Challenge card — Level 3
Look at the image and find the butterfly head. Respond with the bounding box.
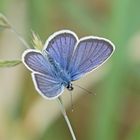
[66,83,74,91]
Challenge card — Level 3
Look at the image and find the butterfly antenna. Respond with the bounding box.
[73,84,96,96]
[70,91,74,112]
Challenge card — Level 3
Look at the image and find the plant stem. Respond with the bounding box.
[57,97,77,140]
[1,13,30,49]
[10,26,30,49]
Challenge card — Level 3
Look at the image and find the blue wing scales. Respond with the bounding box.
[22,50,54,76]
[45,30,78,71]
[69,38,115,80]
[22,49,64,99]
[32,73,64,99]
[45,31,114,81]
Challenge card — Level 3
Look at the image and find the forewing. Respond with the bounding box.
[32,73,64,99]
[69,37,115,80]
[44,30,78,70]
[22,49,53,75]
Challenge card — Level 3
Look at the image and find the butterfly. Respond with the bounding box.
[22,30,115,100]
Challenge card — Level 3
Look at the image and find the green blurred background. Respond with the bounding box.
[0,0,140,140]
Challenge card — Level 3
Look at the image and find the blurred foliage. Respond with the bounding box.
[0,60,21,67]
[90,0,140,140]
[0,13,11,29]
[31,31,43,50]
[0,0,140,140]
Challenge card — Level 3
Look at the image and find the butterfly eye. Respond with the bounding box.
[66,83,74,91]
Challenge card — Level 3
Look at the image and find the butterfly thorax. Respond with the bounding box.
[55,68,73,90]
[47,53,73,90]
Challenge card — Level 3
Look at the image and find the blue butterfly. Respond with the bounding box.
[22,30,115,100]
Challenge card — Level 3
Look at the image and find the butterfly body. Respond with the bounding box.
[43,51,72,89]
[22,30,115,100]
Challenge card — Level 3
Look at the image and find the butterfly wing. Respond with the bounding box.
[32,73,64,99]
[44,30,78,71]
[22,49,64,99]
[22,49,54,75]
[69,37,115,80]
